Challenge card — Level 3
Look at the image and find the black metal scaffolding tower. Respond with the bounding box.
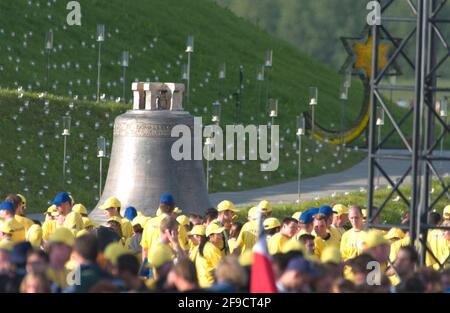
[367,0,450,267]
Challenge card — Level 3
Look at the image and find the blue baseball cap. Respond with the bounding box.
[0,201,15,213]
[309,207,319,216]
[52,192,71,206]
[299,210,313,224]
[160,193,175,206]
[124,206,137,221]
[287,257,321,278]
[319,205,336,217]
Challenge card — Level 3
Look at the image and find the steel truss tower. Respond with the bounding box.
[368,0,450,267]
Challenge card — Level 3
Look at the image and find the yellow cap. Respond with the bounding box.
[26,224,42,248]
[49,227,75,246]
[206,223,225,237]
[361,209,367,218]
[17,194,26,204]
[131,215,148,227]
[76,229,90,238]
[46,205,57,214]
[0,239,13,251]
[104,242,131,265]
[263,217,281,230]
[173,207,183,215]
[363,230,388,249]
[321,246,342,264]
[176,215,190,226]
[72,203,87,215]
[257,200,272,213]
[99,197,121,210]
[281,240,306,254]
[0,222,13,234]
[292,211,302,220]
[148,244,174,268]
[248,206,258,219]
[239,250,253,267]
[332,204,348,216]
[82,217,97,229]
[384,227,405,240]
[188,225,206,236]
[444,205,450,220]
[107,216,121,224]
[217,200,238,212]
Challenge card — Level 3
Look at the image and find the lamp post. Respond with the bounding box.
[45,30,53,93]
[339,82,349,146]
[212,101,221,125]
[309,87,318,132]
[269,98,278,129]
[257,64,265,124]
[97,136,107,198]
[296,115,306,203]
[376,108,385,187]
[264,49,273,113]
[205,136,215,192]
[185,35,194,108]
[62,116,71,188]
[96,24,105,103]
[121,51,129,103]
[218,63,226,101]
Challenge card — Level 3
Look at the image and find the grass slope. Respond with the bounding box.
[0,0,372,213]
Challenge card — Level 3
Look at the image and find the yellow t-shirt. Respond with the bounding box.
[235,220,258,255]
[195,241,225,288]
[120,218,133,239]
[340,228,366,261]
[189,245,200,263]
[268,232,290,255]
[228,238,238,254]
[3,218,26,243]
[330,224,346,238]
[42,219,56,241]
[15,215,34,233]
[314,232,341,259]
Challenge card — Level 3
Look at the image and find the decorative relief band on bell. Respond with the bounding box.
[113,121,193,137]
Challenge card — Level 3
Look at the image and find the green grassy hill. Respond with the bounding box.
[0,0,370,213]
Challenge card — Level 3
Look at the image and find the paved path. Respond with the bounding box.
[209,149,450,207]
[29,149,449,222]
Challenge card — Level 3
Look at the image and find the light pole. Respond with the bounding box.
[205,136,215,192]
[269,98,278,129]
[121,51,129,103]
[376,108,384,187]
[296,115,306,203]
[309,87,318,132]
[45,30,53,93]
[339,82,349,146]
[264,49,273,113]
[256,64,265,124]
[96,24,105,103]
[185,35,194,108]
[62,116,71,189]
[97,136,107,198]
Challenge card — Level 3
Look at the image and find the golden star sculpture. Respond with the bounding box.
[353,35,391,78]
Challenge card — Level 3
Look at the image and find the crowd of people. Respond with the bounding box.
[0,191,448,293]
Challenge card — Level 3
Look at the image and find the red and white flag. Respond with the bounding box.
[250,209,278,293]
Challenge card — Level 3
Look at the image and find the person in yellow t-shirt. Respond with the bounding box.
[429,220,449,270]
[317,205,343,242]
[294,209,316,239]
[268,217,298,255]
[313,214,340,259]
[6,193,34,233]
[0,201,26,243]
[98,197,133,239]
[51,192,83,236]
[141,193,188,261]
[187,225,206,263]
[331,204,349,237]
[46,228,75,290]
[340,205,366,261]
[228,222,242,254]
[263,217,281,242]
[195,223,226,288]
